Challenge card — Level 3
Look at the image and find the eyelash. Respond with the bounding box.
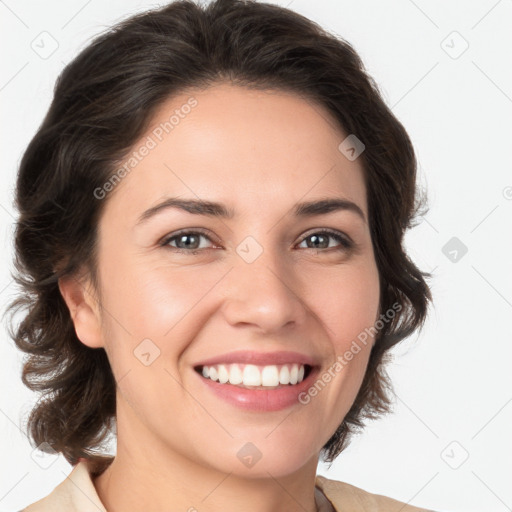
[159,228,354,255]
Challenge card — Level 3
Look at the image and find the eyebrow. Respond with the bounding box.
[135,196,366,226]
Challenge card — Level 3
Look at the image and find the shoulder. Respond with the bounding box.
[19,477,75,512]
[315,474,437,512]
[19,460,107,512]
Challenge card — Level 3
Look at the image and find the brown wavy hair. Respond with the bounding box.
[5,0,432,475]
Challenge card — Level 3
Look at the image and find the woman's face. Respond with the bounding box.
[72,83,380,478]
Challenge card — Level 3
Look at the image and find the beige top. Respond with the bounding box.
[20,460,435,512]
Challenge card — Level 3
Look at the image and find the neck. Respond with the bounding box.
[93,404,321,512]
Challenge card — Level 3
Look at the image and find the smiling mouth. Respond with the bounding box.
[194,363,313,389]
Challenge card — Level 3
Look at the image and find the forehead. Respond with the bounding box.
[103,83,367,222]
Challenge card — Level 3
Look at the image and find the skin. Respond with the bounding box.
[59,82,381,512]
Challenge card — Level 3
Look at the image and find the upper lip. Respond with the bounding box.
[193,350,320,368]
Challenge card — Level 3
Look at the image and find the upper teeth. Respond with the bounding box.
[201,363,306,386]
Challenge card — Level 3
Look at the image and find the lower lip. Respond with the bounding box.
[195,366,319,411]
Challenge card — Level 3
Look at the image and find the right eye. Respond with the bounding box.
[160,229,218,255]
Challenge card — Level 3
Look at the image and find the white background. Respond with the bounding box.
[1,1,511,511]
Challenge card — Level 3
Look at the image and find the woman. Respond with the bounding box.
[8,0,436,510]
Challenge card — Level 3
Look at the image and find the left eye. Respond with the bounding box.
[297,230,353,250]
[161,229,352,254]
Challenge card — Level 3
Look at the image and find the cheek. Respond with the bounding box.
[97,256,229,376]
[302,258,379,415]
[100,254,216,336]
[95,261,212,424]
[309,258,380,351]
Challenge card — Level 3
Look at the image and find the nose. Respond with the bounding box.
[220,243,309,333]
